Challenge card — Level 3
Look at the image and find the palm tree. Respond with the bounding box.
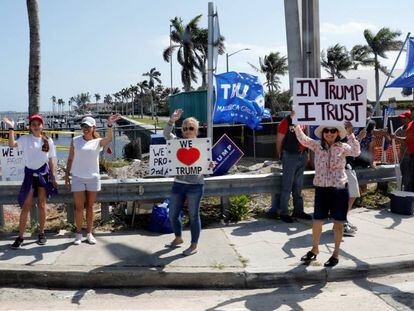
[103,94,112,112]
[250,52,288,113]
[27,0,41,116]
[250,52,288,94]
[120,88,130,115]
[193,28,225,89]
[68,96,75,114]
[129,85,139,117]
[352,27,403,111]
[143,68,162,119]
[51,96,56,115]
[57,98,65,115]
[137,80,149,118]
[163,15,201,92]
[321,44,353,78]
[94,93,101,113]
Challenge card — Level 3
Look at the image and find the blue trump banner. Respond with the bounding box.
[212,134,244,176]
[213,72,270,129]
[387,37,414,88]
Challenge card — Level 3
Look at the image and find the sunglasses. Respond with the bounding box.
[182,126,195,132]
[81,124,92,129]
[322,128,338,134]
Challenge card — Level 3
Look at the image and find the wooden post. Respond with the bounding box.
[0,204,4,228]
[30,203,39,227]
[101,203,110,223]
[220,196,230,219]
[66,203,75,225]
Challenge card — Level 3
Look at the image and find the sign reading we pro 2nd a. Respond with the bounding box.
[292,78,367,127]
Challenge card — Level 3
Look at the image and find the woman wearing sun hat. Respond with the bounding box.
[291,112,361,267]
[65,114,120,245]
[3,114,58,249]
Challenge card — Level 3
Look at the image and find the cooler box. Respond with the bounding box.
[390,191,414,215]
[150,134,166,145]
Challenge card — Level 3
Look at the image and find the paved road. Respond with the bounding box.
[1,207,414,288]
[1,272,414,310]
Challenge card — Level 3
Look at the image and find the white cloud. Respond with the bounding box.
[149,35,171,48]
[321,21,377,35]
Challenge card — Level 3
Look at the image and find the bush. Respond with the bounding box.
[227,194,251,221]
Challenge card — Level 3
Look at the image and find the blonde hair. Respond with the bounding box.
[183,117,200,135]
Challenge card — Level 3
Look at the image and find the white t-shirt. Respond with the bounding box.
[71,136,103,179]
[16,134,56,170]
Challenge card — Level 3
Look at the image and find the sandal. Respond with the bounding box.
[324,256,339,267]
[300,251,317,262]
[165,239,183,249]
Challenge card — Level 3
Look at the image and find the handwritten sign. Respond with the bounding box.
[212,134,244,176]
[149,144,168,176]
[0,147,24,181]
[167,138,212,176]
[292,78,367,127]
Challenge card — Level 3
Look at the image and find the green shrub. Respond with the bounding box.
[228,194,251,221]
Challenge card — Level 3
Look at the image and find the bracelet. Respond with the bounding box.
[107,124,113,128]
[8,128,14,131]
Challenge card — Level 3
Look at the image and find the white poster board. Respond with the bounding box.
[149,144,168,176]
[167,138,212,176]
[0,147,24,181]
[292,78,367,127]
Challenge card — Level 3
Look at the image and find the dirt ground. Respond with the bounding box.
[1,158,391,234]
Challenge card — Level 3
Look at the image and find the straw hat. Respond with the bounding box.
[314,124,347,140]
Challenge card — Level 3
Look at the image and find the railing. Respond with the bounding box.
[0,165,397,228]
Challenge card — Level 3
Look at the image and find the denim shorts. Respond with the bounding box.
[314,185,349,222]
[71,175,101,192]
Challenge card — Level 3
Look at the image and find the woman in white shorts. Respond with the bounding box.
[65,114,120,245]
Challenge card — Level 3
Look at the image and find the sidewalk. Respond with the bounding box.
[1,207,414,288]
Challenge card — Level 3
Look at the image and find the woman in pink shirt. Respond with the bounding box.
[292,114,360,267]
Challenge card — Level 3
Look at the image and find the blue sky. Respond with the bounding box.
[0,0,412,112]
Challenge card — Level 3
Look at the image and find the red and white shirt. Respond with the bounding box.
[294,126,361,188]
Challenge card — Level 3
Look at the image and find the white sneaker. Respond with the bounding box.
[73,233,82,245]
[86,233,97,244]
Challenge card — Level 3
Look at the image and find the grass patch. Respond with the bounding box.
[131,117,166,127]
[101,159,131,169]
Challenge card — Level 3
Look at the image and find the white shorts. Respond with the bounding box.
[346,169,360,198]
[71,175,101,192]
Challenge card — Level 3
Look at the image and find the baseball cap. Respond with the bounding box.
[399,111,411,119]
[81,116,96,127]
[28,114,44,124]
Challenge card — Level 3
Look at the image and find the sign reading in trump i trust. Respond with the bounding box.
[292,78,367,127]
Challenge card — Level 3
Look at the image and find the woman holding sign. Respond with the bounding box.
[291,112,360,267]
[65,114,120,245]
[3,115,58,249]
[163,109,214,256]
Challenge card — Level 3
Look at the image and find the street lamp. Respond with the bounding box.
[226,48,250,72]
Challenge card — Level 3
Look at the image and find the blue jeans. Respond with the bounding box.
[169,182,204,244]
[276,150,307,216]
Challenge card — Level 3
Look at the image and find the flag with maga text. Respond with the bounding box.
[213,72,270,129]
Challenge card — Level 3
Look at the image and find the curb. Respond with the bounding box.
[2,259,414,289]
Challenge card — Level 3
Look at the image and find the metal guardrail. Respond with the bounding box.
[0,165,397,227]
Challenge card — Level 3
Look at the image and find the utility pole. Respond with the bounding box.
[207,2,214,138]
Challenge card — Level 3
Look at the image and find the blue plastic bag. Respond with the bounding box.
[148,200,176,234]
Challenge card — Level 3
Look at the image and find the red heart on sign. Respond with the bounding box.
[176,148,200,166]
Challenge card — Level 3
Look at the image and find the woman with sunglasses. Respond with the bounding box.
[163,109,214,256]
[65,114,120,245]
[3,114,58,249]
[291,112,360,267]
